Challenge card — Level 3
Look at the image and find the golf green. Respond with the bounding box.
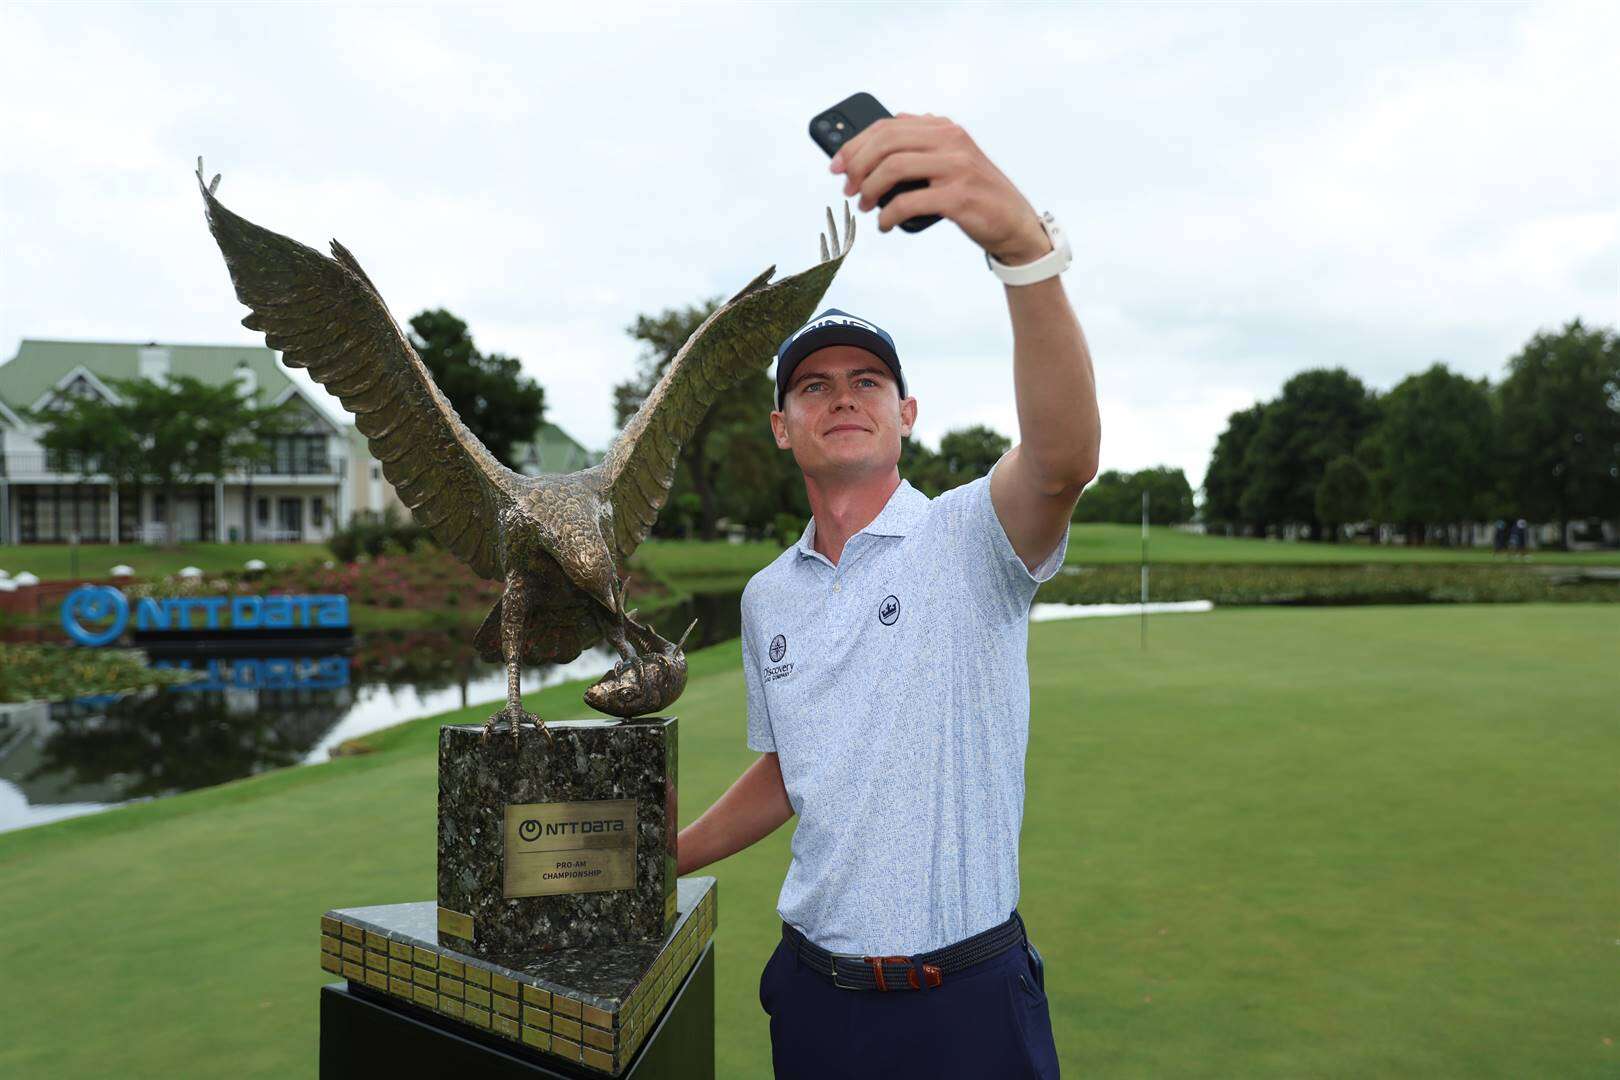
[0,605,1612,1078]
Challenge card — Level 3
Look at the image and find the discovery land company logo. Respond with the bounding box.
[61,584,349,647]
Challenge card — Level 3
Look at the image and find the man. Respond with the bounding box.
[675,113,1098,1079]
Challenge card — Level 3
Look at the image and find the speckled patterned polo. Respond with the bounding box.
[740,465,1067,955]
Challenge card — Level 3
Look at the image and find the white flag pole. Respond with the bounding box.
[1140,491,1149,650]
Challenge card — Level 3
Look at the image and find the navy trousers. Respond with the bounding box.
[759,918,1061,1079]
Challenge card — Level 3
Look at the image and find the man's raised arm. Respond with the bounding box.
[831,113,1100,568]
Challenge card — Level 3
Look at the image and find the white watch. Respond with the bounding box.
[985,210,1072,286]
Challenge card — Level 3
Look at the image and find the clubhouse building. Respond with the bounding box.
[0,339,592,545]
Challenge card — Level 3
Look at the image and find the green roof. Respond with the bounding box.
[0,339,295,414]
[512,421,595,476]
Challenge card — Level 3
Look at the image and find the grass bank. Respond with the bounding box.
[1040,562,1620,606]
[634,527,1620,592]
[0,541,332,580]
[1062,524,1620,565]
[1,605,1613,1078]
[7,528,1614,598]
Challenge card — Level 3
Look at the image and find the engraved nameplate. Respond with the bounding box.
[503,799,637,898]
[438,906,474,941]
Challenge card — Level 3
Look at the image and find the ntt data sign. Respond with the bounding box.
[61,585,350,647]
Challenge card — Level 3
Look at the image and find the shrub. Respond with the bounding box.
[328,506,432,563]
[772,513,806,548]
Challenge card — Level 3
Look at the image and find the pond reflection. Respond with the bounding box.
[0,589,742,833]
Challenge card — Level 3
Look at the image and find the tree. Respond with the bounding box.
[1498,320,1620,543]
[899,425,1012,496]
[1202,404,1268,534]
[936,425,1012,491]
[30,374,297,545]
[614,299,804,539]
[898,437,943,496]
[1368,364,1495,544]
[407,309,546,468]
[1239,369,1381,540]
[1072,467,1195,525]
[1314,455,1372,541]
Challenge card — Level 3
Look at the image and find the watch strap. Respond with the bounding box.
[985,211,1072,286]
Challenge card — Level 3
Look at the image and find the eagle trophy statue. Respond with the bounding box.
[196,159,854,745]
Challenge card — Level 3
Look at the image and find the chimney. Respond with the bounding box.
[138,345,171,385]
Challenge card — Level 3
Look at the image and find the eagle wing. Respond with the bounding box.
[196,161,513,580]
[601,204,856,565]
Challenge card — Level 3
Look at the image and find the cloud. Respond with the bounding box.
[2,2,1614,497]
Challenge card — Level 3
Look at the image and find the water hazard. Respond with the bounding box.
[0,590,741,833]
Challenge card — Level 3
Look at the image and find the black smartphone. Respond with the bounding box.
[809,92,942,234]
[1026,938,1045,992]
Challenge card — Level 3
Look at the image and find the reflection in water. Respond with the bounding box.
[658,589,744,651]
[302,646,614,764]
[0,589,743,833]
[152,655,351,692]
[27,680,345,800]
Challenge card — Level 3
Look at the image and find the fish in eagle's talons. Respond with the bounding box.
[196,157,854,750]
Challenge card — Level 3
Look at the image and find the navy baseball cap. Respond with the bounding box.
[774,308,904,409]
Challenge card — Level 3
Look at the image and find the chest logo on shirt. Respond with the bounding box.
[878,595,901,626]
[764,633,794,682]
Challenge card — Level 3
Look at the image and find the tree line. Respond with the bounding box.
[1203,320,1619,545]
[611,300,1195,540]
[32,301,1208,546]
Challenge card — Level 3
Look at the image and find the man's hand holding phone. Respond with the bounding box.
[830,112,1053,266]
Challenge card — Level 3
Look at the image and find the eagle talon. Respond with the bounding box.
[482,704,547,749]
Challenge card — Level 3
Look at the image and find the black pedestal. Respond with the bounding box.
[320,940,714,1079]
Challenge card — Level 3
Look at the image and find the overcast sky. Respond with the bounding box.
[2,2,1614,490]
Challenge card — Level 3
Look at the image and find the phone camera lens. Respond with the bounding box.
[815,118,832,133]
[828,130,843,144]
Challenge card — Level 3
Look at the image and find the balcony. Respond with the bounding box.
[0,451,110,480]
[0,450,337,480]
[250,457,335,477]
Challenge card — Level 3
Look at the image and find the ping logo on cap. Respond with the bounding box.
[787,312,883,345]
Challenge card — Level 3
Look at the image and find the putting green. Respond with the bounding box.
[0,605,1612,1078]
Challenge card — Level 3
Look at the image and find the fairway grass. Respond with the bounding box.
[1,606,1613,1078]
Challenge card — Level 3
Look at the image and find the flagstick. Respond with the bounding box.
[1140,491,1149,651]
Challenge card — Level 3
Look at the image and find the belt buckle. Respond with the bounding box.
[830,954,869,991]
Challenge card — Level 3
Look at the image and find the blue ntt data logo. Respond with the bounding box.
[61,585,350,646]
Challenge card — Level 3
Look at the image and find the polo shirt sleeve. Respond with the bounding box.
[944,460,1069,624]
[741,589,776,753]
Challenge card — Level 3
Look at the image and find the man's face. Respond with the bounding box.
[770,344,917,481]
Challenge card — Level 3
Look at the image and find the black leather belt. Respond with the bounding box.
[781,910,1027,992]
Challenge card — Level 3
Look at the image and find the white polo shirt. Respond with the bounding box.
[741,465,1067,955]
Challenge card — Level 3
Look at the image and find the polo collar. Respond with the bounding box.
[796,479,927,560]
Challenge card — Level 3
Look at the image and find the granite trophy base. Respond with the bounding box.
[320,876,716,1077]
[437,717,677,959]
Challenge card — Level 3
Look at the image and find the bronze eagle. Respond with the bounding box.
[196,159,854,743]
